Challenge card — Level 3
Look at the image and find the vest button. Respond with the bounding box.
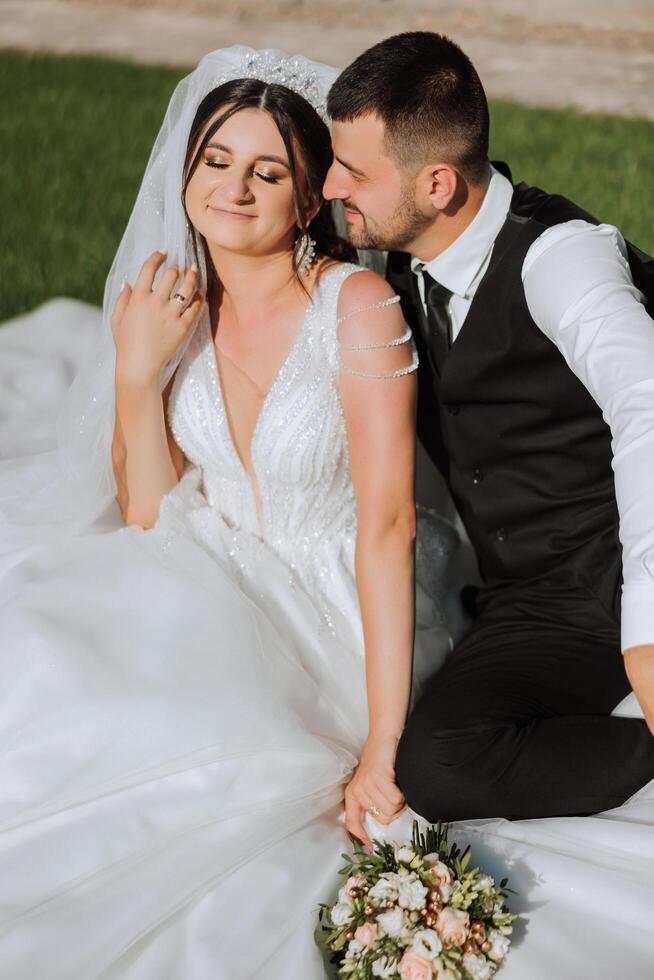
[495,527,508,542]
[446,404,460,416]
[472,467,483,485]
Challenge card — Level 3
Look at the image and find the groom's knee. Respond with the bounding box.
[395,719,508,822]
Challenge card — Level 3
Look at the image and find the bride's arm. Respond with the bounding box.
[111,252,203,528]
[337,269,419,850]
[112,376,185,528]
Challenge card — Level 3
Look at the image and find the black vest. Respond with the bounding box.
[387,168,653,610]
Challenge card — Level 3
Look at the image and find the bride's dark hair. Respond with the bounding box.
[182,78,356,294]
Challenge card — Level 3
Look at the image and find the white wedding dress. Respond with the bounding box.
[0,263,453,979]
[1,264,654,979]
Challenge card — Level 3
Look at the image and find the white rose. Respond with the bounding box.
[338,886,351,905]
[394,844,416,864]
[346,938,364,959]
[487,929,511,962]
[369,876,399,903]
[439,882,453,902]
[331,902,354,926]
[377,906,406,937]
[411,928,443,960]
[371,955,399,978]
[462,952,495,980]
[397,875,428,910]
[476,875,495,893]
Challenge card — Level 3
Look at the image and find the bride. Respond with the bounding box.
[0,46,452,978]
[1,44,654,980]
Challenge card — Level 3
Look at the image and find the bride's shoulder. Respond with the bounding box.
[314,260,397,319]
[338,268,396,314]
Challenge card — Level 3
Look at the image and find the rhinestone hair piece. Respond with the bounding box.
[211,51,329,122]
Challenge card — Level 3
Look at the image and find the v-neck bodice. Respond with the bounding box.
[167,263,364,563]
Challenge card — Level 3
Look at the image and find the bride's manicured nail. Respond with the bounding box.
[190,262,198,272]
[119,276,127,293]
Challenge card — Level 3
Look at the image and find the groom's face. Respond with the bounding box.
[324,114,432,251]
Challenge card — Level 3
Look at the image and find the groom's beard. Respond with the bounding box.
[344,184,433,251]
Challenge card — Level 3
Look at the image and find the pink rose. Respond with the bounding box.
[426,860,452,888]
[436,907,470,946]
[398,949,433,980]
[355,922,381,947]
[345,874,367,896]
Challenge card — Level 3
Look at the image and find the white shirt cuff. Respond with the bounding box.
[621,581,654,652]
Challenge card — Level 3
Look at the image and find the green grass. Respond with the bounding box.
[1,49,652,321]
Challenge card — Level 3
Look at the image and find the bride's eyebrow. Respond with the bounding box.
[205,142,290,169]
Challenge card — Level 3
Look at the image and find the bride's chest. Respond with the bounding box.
[167,308,347,487]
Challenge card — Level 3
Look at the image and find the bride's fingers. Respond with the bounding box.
[366,776,404,815]
[179,291,205,330]
[110,280,132,336]
[168,265,199,311]
[154,263,181,301]
[133,250,167,295]
[363,796,405,826]
[345,795,373,852]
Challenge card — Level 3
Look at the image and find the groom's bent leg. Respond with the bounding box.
[395,582,654,821]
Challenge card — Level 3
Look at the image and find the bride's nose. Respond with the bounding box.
[222,170,254,204]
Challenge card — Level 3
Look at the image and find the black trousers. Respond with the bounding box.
[395,573,654,821]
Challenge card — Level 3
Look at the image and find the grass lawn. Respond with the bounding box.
[1,49,652,321]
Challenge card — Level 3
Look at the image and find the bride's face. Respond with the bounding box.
[185,107,301,258]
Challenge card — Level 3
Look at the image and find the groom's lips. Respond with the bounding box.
[343,206,362,220]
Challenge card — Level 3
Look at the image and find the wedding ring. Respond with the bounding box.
[369,804,381,817]
[172,292,186,306]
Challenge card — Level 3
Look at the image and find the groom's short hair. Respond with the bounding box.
[327,32,489,186]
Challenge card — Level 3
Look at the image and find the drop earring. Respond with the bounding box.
[295,231,316,277]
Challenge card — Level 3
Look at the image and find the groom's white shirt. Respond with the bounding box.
[411,166,654,653]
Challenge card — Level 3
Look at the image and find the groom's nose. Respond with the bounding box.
[322,163,348,202]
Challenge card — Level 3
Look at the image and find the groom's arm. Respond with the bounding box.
[522,220,654,733]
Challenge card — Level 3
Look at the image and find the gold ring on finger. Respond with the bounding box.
[368,804,381,817]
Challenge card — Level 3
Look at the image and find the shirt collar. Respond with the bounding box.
[410,165,514,299]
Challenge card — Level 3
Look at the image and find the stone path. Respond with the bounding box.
[1,0,653,119]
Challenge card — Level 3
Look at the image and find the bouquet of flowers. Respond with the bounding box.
[318,821,517,979]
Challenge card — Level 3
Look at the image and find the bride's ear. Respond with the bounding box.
[300,192,322,227]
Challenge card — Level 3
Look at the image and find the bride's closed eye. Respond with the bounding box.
[203,159,281,184]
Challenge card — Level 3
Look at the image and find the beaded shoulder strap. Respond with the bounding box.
[336,294,419,379]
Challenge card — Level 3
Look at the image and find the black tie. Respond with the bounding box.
[421,270,453,373]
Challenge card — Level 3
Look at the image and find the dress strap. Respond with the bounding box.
[336,289,418,380]
[335,294,401,326]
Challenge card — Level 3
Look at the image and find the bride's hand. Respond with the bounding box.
[344,731,407,852]
[111,251,205,387]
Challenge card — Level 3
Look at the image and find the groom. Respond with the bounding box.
[323,31,654,821]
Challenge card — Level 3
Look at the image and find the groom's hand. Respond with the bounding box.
[624,644,654,735]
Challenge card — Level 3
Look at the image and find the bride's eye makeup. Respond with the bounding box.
[254,171,281,184]
[202,156,283,185]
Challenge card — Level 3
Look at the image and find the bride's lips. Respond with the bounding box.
[208,206,256,220]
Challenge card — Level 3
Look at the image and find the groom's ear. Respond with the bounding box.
[417,162,459,214]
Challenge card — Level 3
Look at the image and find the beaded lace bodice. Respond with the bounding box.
[167,263,418,573]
